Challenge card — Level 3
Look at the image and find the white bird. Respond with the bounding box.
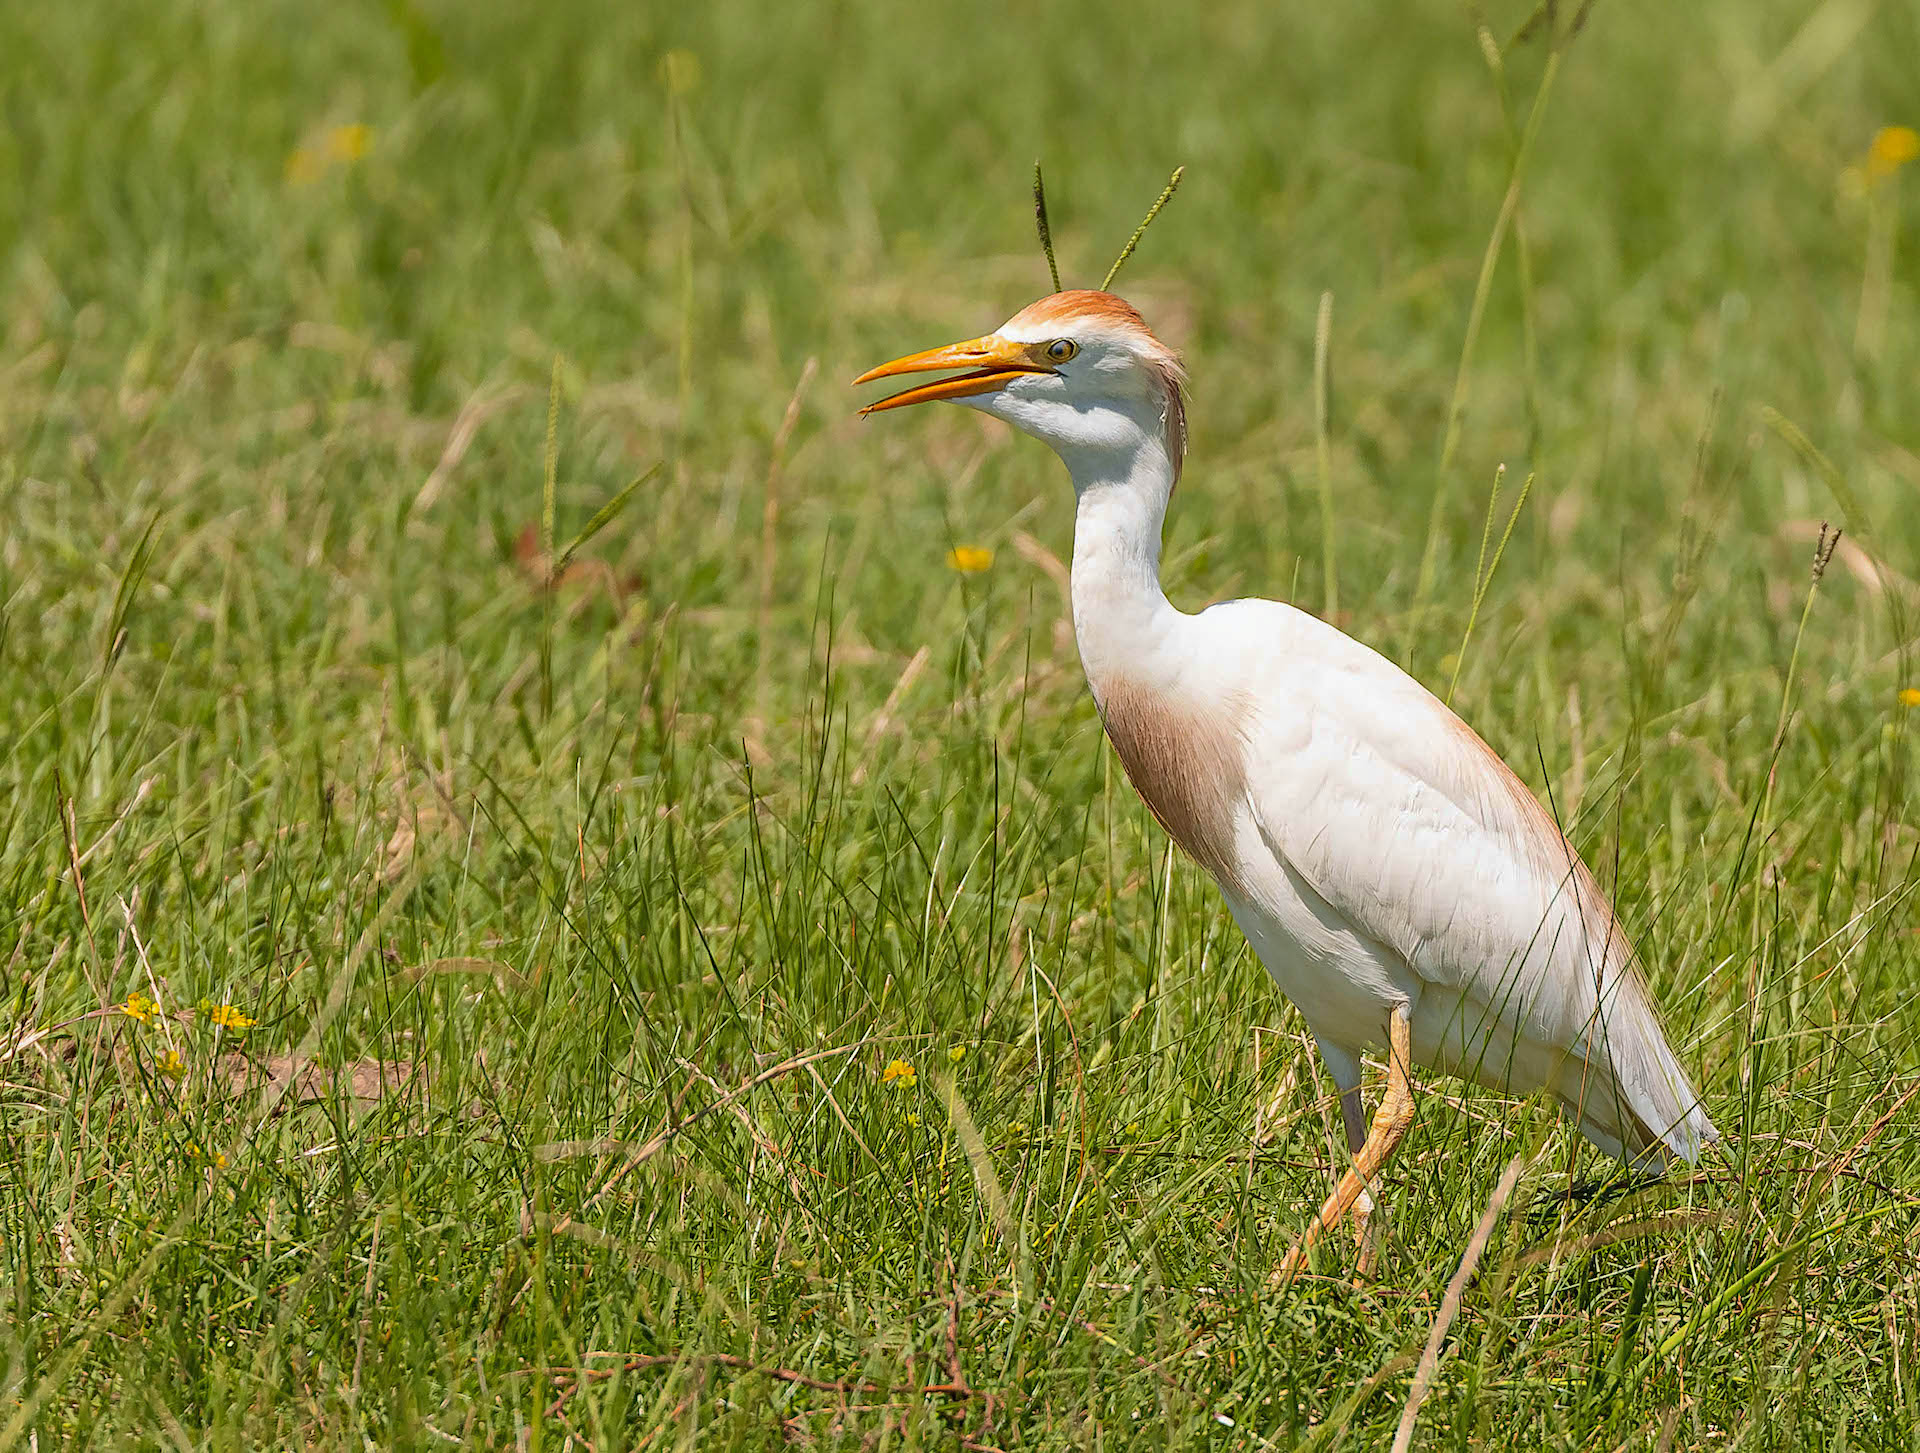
[856,288,1717,1277]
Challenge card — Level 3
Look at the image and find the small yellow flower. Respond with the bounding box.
[207,1004,256,1031]
[121,992,156,1024]
[904,1111,921,1127]
[285,147,325,185]
[947,1045,967,1064]
[159,1049,187,1080]
[186,1145,228,1169]
[325,123,374,163]
[660,50,702,96]
[1868,125,1920,181]
[946,546,994,574]
[881,1058,917,1088]
[287,124,373,185]
[1900,687,1920,708]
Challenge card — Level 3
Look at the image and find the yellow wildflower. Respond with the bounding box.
[187,1145,228,1169]
[905,1111,921,1127]
[286,123,373,185]
[1900,687,1920,708]
[660,50,702,96]
[1868,126,1920,182]
[947,1045,967,1064]
[121,992,156,1024]
[325,124,373,163]
[285,147,325,185]
[207,1004,256,1031]
[159,1049,187,1080]
[946,546,993,574]
[881,1058,917,1088]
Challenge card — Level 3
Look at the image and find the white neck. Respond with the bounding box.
[1060,411,1183,698]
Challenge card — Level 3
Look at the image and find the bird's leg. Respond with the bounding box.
[1336,1083,1372,1243]
[1352,1181,1387,1281]
[1337,1084,1387,1277]
[1275,1005,1415,1286]
[1337,1085,1369,1158]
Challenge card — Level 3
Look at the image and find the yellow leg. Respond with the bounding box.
[1275,1005,1414,1286]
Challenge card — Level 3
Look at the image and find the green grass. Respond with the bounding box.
[4,0,1920,1446]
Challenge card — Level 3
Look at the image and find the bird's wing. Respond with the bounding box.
[1218,601,1712,1159]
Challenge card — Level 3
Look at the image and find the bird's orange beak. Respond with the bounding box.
[853,335,1052,414]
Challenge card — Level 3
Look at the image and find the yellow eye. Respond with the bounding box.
[1045,338,1078,363]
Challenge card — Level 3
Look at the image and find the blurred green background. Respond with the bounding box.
[4,1,1918,1447]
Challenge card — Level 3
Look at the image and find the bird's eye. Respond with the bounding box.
[1045,339,1078,363]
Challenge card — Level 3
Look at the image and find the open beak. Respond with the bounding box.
[853,335,1052,414]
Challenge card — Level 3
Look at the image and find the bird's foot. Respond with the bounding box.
[1274,1184,1388,1289]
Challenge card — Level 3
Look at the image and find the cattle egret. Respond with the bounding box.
[855,288,1717,1279]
